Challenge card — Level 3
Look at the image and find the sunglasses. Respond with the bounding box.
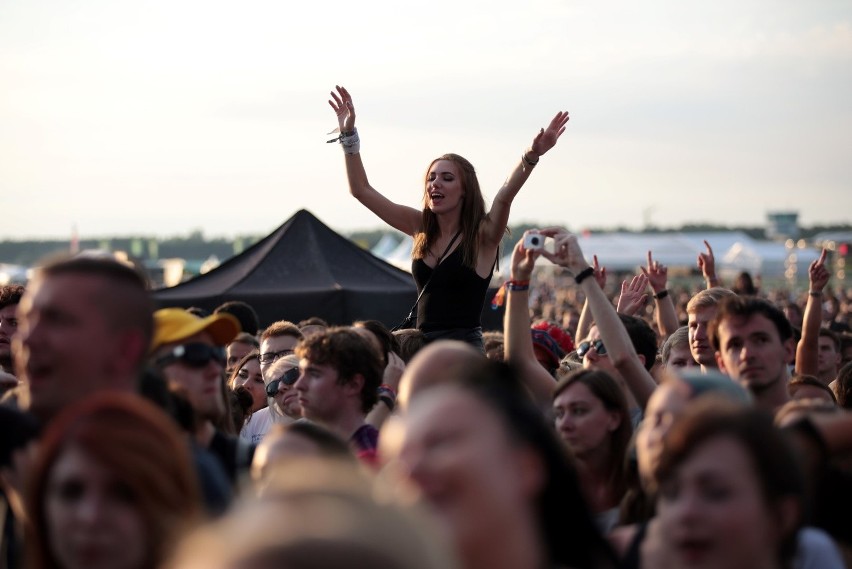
[259,349,294,364]
[156,343,226,368]
[265,367,301,397]
[576,339,607,358]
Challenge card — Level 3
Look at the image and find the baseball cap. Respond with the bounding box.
[151,308,241,352]
[531,329,567,369]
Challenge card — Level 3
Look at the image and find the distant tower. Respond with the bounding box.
[766,211,799,241]
[70,224,80,254]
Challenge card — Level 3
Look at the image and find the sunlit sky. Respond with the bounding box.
[2,0,850,240]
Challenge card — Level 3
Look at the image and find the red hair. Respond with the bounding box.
[26,392,202,569]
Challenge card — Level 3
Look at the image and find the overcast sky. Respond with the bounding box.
[1,0,850,240]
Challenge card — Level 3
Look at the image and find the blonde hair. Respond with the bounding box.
[686,287,737,314]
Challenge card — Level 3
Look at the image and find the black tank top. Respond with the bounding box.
[411,247,493,333]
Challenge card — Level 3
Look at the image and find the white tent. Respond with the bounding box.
[377,229,820,281]
[496,231,754,278]
[385,235,413,272]
[0,263,28,285]
[721,242,820,278]
[370,233,400,259]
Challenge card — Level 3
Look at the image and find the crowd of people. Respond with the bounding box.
[0,86,851,569]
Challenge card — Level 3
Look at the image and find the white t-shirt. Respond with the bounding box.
[240,406,274,444]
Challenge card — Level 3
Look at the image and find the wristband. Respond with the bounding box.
[522,151,539,167]
[490,279,530,310]
[340,129,360,155]
[377,384,396,411]
[808,290,822,296]
[654,289,669,300]
[574,267,595,285]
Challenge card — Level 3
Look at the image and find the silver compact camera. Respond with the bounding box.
[523,232,544,250]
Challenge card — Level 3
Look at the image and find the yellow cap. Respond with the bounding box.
[151,308,241,352]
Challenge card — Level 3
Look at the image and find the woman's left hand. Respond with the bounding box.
[530,111,570,156]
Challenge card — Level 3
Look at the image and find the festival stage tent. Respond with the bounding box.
[152,210,418,328]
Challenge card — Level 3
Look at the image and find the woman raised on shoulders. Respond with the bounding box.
[328,85,568,349]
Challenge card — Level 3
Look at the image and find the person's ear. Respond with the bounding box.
[345,373,365,397]
[782,338,795,365]
[715,350,727,373]
[607,410,622,433]
[637,354,646,368]
[112,329,148,381]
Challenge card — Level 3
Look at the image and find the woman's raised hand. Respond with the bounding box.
[328,85,356,133]
[530,111,570,156]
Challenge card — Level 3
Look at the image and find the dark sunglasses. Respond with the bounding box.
[156,343,226,368]
[576,339,607,358]
[265,367,301,397]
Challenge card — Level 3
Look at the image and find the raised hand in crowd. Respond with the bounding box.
[529,112,571,157]
[576,254,607,342]
[697,239,720,288]
[503,232,559,407]
[810,248,831,294]
[328,85,356,135]
[641,250,679,338]
[796,248,830,378]
[616,273,649,316]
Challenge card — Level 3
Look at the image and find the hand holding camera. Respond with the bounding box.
[523,231,545,250]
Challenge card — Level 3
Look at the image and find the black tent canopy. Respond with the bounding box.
[152,209,417,328]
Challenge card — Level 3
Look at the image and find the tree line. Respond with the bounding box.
[1,223,849,268]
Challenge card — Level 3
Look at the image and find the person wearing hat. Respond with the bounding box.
[150,307,252,483]
[531,322,573,377]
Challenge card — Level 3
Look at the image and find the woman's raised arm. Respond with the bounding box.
[329,85,421,236]
[481,111,569,247]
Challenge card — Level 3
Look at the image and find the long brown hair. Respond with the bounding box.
[26,392,202,569]
[553,369,633,502]
[412,153,486,270]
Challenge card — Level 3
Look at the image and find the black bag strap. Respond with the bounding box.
[400,229,463,324]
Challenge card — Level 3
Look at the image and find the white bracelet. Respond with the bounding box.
[340,129,360,155]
